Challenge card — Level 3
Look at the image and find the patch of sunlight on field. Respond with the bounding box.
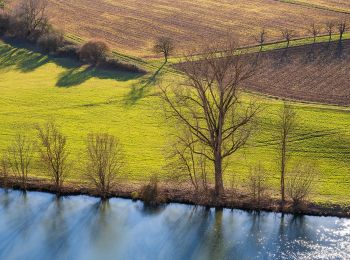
[0,41,349,204]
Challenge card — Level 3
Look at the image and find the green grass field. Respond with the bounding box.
[0,41,349,204]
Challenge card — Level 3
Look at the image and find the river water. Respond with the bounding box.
[0,189,349,260]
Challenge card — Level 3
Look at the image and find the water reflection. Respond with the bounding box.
[0,189,349,260]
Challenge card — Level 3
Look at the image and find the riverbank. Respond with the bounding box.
[1,177,349,219]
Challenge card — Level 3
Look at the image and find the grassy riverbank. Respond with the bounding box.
[0,40,349,205]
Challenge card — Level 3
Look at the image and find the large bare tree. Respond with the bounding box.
[36,121,70,193]
[161,40,259,196]
[277,102,296,204]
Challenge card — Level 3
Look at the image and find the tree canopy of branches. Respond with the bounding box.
[153,36,174,63]
[326,21,335,43]
[16,0,49,39]
[37,121,70,193]
[308,23,321,44]
[161,40,259,196]
[277,102,296,204]
[281,29,295,48]
[287,162,318,205]
[338,20,347,43]
[255,29,266,52]
[85,133,124,199]
[7,133,34,190]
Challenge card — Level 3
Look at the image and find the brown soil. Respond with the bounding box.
[10,0,348,57]
[245,41,350,106]
[1,177,349,218]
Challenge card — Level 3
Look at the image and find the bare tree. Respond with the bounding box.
[277,102,296,204]
[308,23,321,44]
[153,36,175,63]
[85,133,124,199]
[326,21,335,44]
[7,133,34,190]
[255,29,266,52]
[286,162,318,205]
[281,29,295,48]
[161,39,259,196]
[16,0,49,38]
[167,128,209,192]
[0,153,10,188]
[338,20,347,43]
[247,163,268,204]
[36,121,70,193]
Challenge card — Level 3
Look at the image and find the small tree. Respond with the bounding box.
[326,21,335,44]
[16,0,49,39]
[36,121,70,193]
[247,163,268,204]
[37,29,64,53]
[167,128,209,192]
[0,153,10,188]
[255,29,266,52]
[287,162,318,205]
[277,102,296,204]
[153,36,174,63]
[85,133,124,199]
[281,29,295,48]
[7,133,34,190]
[308,23,321,44]
[79,40,109,64]
[338,20,347,43]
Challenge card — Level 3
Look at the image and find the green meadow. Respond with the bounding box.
[0,41,349,204]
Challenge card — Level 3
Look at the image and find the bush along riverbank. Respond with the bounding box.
[0,176,349,219]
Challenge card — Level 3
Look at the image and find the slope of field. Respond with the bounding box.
[245,41,350,106]
[0,41,349,204]
[17,0,346,57]
[278,0,350,13]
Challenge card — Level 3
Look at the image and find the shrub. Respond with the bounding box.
[56,44,80,59]
[286,162,318,205]
[131,191,139,201]
[98,57,146,74]
[79,40,109,64]
[140,175,159,205]
[247,164,268,204]
[37,30,64,53]
[0,12,10,35]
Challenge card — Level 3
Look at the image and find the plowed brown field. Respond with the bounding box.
[245,41,350,105]
[27,0,348,57]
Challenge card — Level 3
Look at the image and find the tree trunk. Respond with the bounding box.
[214,152,224,197]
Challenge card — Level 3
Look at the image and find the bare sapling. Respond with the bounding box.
[37,121,70,193]
[286,162,318,205]
[7,133,34,190]
[85,133,124,199]
[277,102,296,205]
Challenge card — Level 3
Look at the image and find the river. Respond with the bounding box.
[0,189,349,260]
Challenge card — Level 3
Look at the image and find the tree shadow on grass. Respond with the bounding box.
[0,43,50,73]
[56,65,143,87]
[124,62,166,105]
[0,38,144,86]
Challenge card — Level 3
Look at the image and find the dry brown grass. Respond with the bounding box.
[9,0,347,58]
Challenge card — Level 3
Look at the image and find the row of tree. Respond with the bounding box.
[0,121,124,199]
